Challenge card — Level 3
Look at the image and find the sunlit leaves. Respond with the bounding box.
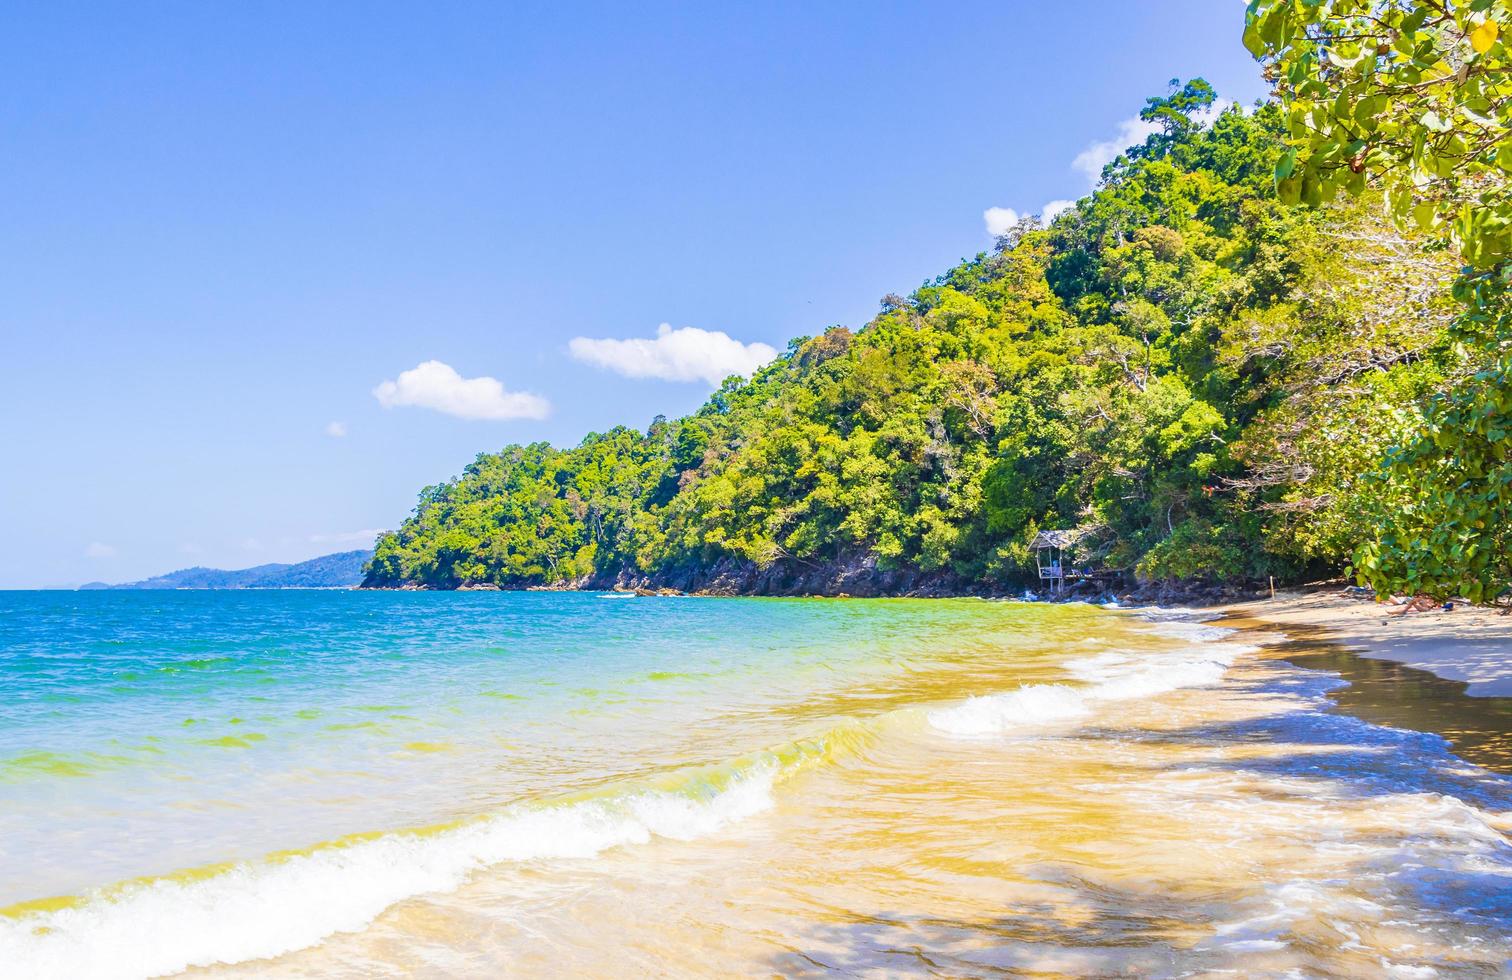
[1472,18,1499,56]
[1246,1,1512,602]
[1246,0,1512,268]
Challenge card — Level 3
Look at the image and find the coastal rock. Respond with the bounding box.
[368,554,1265,604]
[584,551,1006,599]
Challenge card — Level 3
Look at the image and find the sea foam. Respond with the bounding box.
[927,684,1092,735]
[929,612,1246,736]
[0,746,813,980]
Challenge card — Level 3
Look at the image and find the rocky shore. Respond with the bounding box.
[365,552,1267,605]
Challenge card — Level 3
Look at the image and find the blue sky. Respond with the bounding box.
[0,1,1267,588]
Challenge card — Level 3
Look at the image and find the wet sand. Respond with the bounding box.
[1225,591,1512,696]
[1222,591,1512,773]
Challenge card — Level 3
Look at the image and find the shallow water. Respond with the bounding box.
[1265,624,1512,774]
[2,592,1510,978]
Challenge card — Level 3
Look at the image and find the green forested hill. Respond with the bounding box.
[364,82,1459,594]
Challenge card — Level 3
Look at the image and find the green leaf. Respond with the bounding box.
[1275,147,1298,181]
[1276,173,1303,206]
[1354,94,1387,128]
[1258,6,1286,47]
[1300,169,1323,207]
[1242,20,1266,58]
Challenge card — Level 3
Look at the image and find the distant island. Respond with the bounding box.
[81,550,373,590]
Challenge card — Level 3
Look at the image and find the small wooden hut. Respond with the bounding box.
[1031,528,1090,595]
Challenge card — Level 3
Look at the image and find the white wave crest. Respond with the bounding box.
[931,612,1248,737]
[928,684,1091,736]
[1144,620,1234,644]
[1066,644,1246,701]
[0,765,781,980]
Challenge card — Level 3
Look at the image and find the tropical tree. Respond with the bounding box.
[1245,0,1512,602]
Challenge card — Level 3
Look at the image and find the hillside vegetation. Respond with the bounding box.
[365,82,1462,594]
[1243,0,1511,604]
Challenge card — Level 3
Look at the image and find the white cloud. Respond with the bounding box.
[1041,199,1076,223]
[568,324,779,386]
[373,360,550,421]
[242,537,264,551]
[1072,116,1162,186]
[84,542,116,559]
[984,201,1076,238]
[309,529,387,545]
[984,98,1236,240]
[1071,100,1235,188]
[1194,99,1236,127]
[178,543,202,555]
[325,421,348,438]
[983,206,1022,237]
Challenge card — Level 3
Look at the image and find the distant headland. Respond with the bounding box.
[79,549,373,590]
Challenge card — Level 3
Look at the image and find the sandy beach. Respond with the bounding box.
[1225,590,1512,697]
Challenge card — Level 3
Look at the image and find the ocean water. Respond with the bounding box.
[2,591,1510,978]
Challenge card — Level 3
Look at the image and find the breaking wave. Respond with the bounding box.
[0,723,874,980]
[929,611,1248,736]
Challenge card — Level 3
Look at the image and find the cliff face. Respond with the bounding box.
[365,553,1264,604]
[586,552,991,598]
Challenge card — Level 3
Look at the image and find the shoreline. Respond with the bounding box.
[361,575,1264,605]
[9,588,1512,974]
[1221,589,1512,698]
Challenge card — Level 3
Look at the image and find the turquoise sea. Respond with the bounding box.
[3,591,1511,977]
[1,592,1034,895]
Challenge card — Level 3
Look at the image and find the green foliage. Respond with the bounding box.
[1247,0,1512,602]
[1223,197,1459,568]
[366,430,671,588]
[367,81,1463,593]
[1135,520,1249,583]
[1245,0,1512,267]
[1354,273,1512,603]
